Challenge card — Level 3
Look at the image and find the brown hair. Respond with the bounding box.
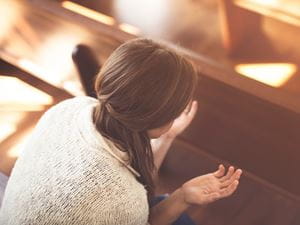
[93,38,198,199]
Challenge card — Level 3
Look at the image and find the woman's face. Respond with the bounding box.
[147,121,174,139]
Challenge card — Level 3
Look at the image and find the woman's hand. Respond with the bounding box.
[181,165,242,206]
[149,165,242,225]
[163,100,198,139]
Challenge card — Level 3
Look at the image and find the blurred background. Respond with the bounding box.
[0,0,300,223]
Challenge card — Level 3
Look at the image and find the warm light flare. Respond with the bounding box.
[62,1,141,35]
[0,76,53,109]
[62,1,115,25]
[18,32,83,93]
[0,1,20,40]
[234,0,300,26]
[235,63,297,87]
[0,124,16,143]
[250,0,278,5]
[118,23,141,35]
[7,129,33,158]
[18,59,51,81]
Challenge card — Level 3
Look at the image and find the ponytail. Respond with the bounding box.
[93,102,155,199]
[92,38,198,202]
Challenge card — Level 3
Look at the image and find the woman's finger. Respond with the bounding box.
[219,180,239,198]
[185,101,198,122]
[184,101,191,113]
[188,101,198,115]
[220,169,242,188]
[214,164,225,178]
[220,166,235,182]
[180,101,198,126]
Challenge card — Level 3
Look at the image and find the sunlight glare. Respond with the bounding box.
[0,124,16,143]
[7,129,33,158]
[235,63,297,87]
[0,76,53,109]
[119,23,141,35]
[62,1,115,26]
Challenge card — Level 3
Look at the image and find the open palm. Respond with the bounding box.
[182,165,242,205]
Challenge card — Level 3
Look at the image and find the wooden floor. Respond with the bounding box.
[1,0,300,224]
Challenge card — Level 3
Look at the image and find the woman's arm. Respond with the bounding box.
[149,165,242,225]
[151,135,174,171]
[151,101,198,171]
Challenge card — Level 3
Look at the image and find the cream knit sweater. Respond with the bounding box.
[0,97,149,225]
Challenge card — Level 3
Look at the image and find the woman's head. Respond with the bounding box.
[93,38,198,198]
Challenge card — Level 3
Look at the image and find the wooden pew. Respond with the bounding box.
[218,0,300,54]
[1,0,300,223]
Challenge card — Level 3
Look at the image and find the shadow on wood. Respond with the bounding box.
[72,44,101,98]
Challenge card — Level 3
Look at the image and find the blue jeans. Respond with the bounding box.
[151,194,196,225]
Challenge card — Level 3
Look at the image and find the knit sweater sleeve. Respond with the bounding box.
[0,148,149,225]
[64,152,150,225]
[50,153,150,225]
[0,96,150,225]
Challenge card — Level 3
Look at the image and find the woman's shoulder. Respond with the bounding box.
[47,96,98,114]
[29,96,98,137]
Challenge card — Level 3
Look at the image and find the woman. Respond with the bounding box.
[0,38,242,225]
